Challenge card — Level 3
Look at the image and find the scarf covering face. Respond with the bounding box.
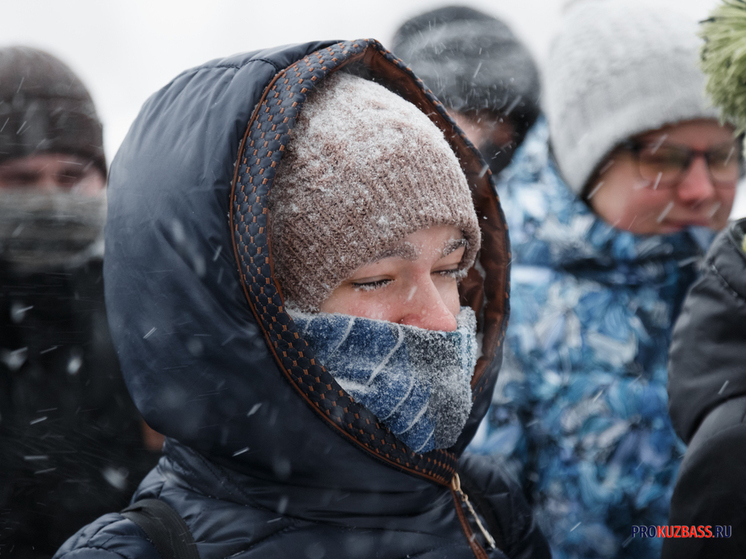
[289,307,478,453]
[0,188,106,272]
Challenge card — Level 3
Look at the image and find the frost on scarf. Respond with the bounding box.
[289,307,478,453]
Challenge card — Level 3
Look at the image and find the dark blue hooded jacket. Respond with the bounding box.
[53,39,549,559]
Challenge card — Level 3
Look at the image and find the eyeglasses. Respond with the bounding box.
[618,139,742,189]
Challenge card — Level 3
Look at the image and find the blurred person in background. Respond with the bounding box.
[468,1,739,558]
[663,2,746,557]
[0,46,161,559]
[391,5,541,177]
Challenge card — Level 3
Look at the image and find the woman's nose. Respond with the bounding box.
[397,278,458,332]
[676,155,717,206]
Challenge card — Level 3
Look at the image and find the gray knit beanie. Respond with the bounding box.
[269,72,481,312]
[391,6,540,136]
[546,0,720,195]
[0,46,106,177]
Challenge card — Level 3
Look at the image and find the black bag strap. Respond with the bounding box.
[121,499,199,559]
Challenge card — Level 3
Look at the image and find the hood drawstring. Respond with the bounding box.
[451,473,497,550]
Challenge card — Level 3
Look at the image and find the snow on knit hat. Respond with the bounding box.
[546,0,720,195]
[0,46,106,177]
[391,6,540,133]
[269,72,481,312]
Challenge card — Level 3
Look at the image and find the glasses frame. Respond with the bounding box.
[617,138,743,190]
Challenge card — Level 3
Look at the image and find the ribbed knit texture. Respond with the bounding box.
[269,72,480,311]
[545,0,719,195]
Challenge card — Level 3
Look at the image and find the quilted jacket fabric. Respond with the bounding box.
[53,40,549,559]
[469,119,712,559]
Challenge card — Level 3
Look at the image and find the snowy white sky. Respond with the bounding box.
[5,0,744,215]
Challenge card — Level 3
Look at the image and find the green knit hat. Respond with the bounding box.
[701,0,746,133]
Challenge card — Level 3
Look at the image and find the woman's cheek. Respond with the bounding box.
[346,294,394,322]
[619,190,672,231]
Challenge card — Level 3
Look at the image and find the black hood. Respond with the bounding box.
[105,40,509,490]
[668,218,746,444]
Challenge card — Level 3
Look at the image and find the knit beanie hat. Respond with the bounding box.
[700,0,746,134]
[391,6,540,136]
[269,72,481,312]
[0,46,106,177]
[545,0,720,195]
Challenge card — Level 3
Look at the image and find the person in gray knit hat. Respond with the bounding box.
[469,1,740,558]
[391,6,540,176]
[545,0,738,233]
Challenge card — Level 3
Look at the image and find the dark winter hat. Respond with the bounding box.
[391,6,540,132]
[0,46,106,177]
[269,72,481,312]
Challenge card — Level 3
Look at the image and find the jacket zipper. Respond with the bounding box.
[451,473,497,557]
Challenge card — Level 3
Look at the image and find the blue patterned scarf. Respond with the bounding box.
[289,308,478,453]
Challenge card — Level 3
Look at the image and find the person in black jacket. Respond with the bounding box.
[663,218,746,558]
[0,46,160,558]
[54,40,550,559]
[662,3,746,556]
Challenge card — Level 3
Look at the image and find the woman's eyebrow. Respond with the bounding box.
[374,237,466,262]
[443,238,467,257]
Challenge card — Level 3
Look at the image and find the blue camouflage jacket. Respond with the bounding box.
[470,119,712,559]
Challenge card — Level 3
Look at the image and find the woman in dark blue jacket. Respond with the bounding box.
[53,40,549,559]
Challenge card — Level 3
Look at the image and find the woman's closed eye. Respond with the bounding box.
[351,277,393,291]
[435,267,467,281]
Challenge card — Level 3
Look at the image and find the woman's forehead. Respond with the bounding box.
[375,228,466,262]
